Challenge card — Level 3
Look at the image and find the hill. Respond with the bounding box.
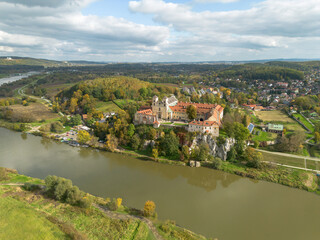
[0,57,69,67]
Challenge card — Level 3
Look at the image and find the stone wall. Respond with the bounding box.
[190,134,235,161]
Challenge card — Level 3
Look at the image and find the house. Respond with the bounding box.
[267,124,284,135]
[188,120,219,136]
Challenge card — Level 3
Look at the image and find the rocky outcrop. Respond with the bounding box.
[190,134,235,161]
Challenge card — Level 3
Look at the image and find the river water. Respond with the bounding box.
[0,127,319,240]
[0,72,39,86]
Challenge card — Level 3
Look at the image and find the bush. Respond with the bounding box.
[107,198,119,211]
[44,175,89,208]
[212,158,222,170]
[23,183,41,191]
[143,200,156,217]
[0,167,8,181]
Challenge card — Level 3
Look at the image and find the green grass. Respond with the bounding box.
[0,195,68,240]
[252,131,277,142]
[293,113,315,132]
[95,101,121,112]
[173,123,187,126]
[113,99,136,109]
[161,122,172,125]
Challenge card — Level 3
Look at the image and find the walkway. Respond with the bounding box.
[93,204,164,240]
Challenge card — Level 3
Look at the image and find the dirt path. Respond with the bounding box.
[93,204,164,240]
[0,183,24,186]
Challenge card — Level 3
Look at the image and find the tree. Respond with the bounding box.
[105,134,118,152]
[152,148,158,159]
[69,98,78,113]
[245,147,263,168]
[181,145,190,161]
[233,122,250,142]
[69,114,82,126]
[116,198,122,208]
[127,124,135,137]
[227,147,237,162]
[315,132,320,143]
[186,105,197,120]
[197,143,210,161]
[130,134,141,150]
[50,122,64,133]
[159,131,179,157]
[148,128,157,140]
[144,200,156,217]
[77,130,91,144]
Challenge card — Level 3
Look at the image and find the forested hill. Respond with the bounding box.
[217,64,305,80]
[0,57,68,67]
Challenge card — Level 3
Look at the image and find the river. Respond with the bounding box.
[0,72,40,86]
[0,127,319,240]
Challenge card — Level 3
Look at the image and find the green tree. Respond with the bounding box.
[245,147,263,168]
[197,143,210,161]
[127,124,135,137]
[130,134,141,150]
[159,131,179,157]
[186,105,197,120]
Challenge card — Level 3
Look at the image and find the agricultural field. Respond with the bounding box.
[41,83,75,98]
[8,102,59,121]
[95,101,121,112]
[113,99,136,109]
[255,110,294,123]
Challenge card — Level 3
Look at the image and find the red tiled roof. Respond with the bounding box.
[137,109,153,115]
[188,120,219,127]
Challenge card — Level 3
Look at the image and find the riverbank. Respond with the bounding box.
[0,167,209,240]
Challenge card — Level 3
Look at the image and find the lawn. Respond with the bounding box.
[255,110,294,123]
[292,113,315,132]
[0,195,67,240]
[95,101,121,112]
[252,131,277,142]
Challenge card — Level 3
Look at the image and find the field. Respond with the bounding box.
[260,151,320,170]
[8,103,59,121]
[255,110,294,123]
[292,113,315,132]
[41,83,76,98]
[113,99,136,109]
[95,101,121,112]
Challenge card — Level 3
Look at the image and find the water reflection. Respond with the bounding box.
[21,132,28,140]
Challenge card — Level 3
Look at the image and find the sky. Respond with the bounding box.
[0,0,319,62]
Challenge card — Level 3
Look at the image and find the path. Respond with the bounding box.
[93,204,164,240]
[0,183,24,186]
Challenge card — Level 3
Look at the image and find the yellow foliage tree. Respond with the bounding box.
[116,198,122,208]
[143,200,156,217]
[77,130,91,145]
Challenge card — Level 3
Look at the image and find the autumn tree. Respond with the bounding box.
[186,105,197,120]
[69,98,78,113]
[152,148,158,159]
[77,130,91,144]
[144,200,156,217]
[245,147,263,168]
[105,134,118,152]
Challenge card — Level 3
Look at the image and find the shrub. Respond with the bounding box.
[23,183,41,191]
[0,167,8,181]
[107,198,119,211]
[212,158,222,170]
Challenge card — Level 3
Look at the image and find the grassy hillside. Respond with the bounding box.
[0,57,68,67]
[0,168,208,240]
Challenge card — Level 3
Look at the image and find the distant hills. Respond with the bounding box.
[1,56,320,67]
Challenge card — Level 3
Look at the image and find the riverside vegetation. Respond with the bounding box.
[0,167,209,240]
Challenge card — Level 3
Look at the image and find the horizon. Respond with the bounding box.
[0,0,319,62]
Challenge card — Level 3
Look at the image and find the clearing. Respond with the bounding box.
[95,101,121,112]
[8,102,59,121]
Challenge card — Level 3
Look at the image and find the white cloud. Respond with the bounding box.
[194,0,239,3]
